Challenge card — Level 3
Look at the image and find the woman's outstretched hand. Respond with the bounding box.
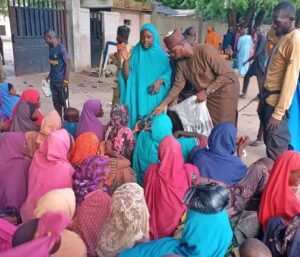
[152,101,167,115]
[117,43,131,61]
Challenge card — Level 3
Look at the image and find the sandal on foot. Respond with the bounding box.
[249,140,263,147]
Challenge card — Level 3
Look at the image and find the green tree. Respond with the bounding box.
[159,0,300,29]
[0,0,8,16]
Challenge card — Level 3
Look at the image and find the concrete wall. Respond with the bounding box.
[151,13,202,43]
[66,0,91,72]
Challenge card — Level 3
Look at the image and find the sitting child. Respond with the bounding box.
[239,238,271,257]
[63,107,79,138]
[225,45,233,60]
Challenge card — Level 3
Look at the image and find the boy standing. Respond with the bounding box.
[112,26,130,105]
[44,29,70,116]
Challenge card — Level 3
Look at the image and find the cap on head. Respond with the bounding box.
[117,25,130,41]
[164,28,185,50]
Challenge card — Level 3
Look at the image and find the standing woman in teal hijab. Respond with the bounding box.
[118,23,171,129]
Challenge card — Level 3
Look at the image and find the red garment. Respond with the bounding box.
[11,88,43,127]
[259,151,300,230]
[72,190,111,257]
[144,136,200,240]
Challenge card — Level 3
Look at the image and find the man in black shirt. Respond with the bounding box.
[44,29,70,116]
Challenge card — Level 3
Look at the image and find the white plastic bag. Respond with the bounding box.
[41,80,52,97]
[170,95,213,137]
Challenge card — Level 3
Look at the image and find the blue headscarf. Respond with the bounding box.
[133,114,195,186]
[119,209,233,257]
[119,23,172,129]
[191,122,248,185]
[0,83,19,120]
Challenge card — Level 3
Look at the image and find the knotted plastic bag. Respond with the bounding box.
[183,183,229,213]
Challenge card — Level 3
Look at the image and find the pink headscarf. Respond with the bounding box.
[0,219,16,252]
[20,129,75,222]
[76,99,104,140]
[0,212,71,257]
[144,136,200,240]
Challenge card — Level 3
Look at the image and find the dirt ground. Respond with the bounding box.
[3,40,265,166]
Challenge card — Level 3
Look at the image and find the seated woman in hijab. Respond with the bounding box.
[133,114,197,186]
[144,136,200,240]
[72,155,110,206]
[96,183,149,257]
[264,214,300,257]
[259,151,300,231]
[9,98,40,133]
[0,88,43,132]
[105,104,135,162]
[69,132,100,167]
[33,188,76,220]
[76,99,105,141]
[190,122,270,218]
[72,190,111,257]
[0,82,19,121]
[23,110,61,158]
[20,129,75,222]
[5,212,87,257]
[0,132,31,221]
[119,183,233,257]
[118,23,171,129]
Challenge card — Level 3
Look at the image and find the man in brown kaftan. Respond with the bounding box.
[153,29,240,126]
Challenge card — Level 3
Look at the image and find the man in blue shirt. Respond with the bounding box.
[44,29,70,116]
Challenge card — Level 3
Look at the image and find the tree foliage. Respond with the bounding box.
[159,0,300,27]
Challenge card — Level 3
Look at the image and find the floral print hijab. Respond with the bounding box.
[105,104,135,161]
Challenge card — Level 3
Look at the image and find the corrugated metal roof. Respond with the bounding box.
[149,0,196,16]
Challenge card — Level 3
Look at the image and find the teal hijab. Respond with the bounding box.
[133,114,196,186]
[119,23,172,129]
[119,209,233,257]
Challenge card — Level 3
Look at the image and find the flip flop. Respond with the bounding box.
[249,140,263,147]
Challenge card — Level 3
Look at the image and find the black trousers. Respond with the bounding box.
[259,102,290,160]
[50,80,68,116]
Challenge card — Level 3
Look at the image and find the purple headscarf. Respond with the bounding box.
[73,155,110,206]
[0,132,31,211]
[9,100,40,133]
[76,99,104,140]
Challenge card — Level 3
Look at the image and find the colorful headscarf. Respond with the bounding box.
[145,136,200,239]
[70,132,100,166]
[76,99,104,140]
[2,212,73,257]
[96,183,150,257]
[118,23,172,129]
[23,110,61,158]
[20,129,74,222]
[133,114,195,185]
[191,122,248,185]
[0,132,31,211]
[9,100,40,132]
[119,209,233,257]
[73,190,112,257]
[73,155,110,206]
[105,104,135,160]
[12,88,43,126]
[33,188,76,219]
[0,82,19,120]
[259,151,300,230]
